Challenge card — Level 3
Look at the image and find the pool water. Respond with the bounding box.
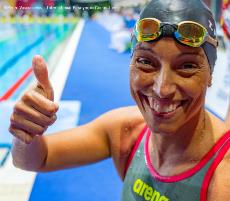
[0,22,76,99]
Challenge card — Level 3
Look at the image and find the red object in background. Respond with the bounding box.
[221,0,230,39]
[43,0,54,7]
[0,67,33,102]
[16,0,36,7]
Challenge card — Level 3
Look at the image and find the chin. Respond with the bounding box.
[147,119,183,135]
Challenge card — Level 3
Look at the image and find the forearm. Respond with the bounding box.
[39,127,111,171]
[11,135,48,171]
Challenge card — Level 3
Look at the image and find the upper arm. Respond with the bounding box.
[207,159,230,201]
[40,110,113,171]
[105,106,145,179]
[40,106,145,177]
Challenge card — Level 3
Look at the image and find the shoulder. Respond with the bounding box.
[207,158,230,201]
[206,110,229,139]
[204,111,230,200]
[99,106,146,178]
[100,106,146,153]
[96,105,145,132]
[101,105,143,121]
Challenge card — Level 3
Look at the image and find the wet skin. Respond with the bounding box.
[130,38,212,135]
[8,43,230,201]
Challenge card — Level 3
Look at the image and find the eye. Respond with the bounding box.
[136,58,152,65]
[179,63,198,70]
[135,57,158,72]
[176,62,199,77]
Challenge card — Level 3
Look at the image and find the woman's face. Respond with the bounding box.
[130,38,211,134]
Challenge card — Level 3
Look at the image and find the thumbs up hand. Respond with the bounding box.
[33,55,54,101]
[9,55,59,144]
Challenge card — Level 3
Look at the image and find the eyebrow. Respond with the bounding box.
[134,45,156,54]
[134,44,205,58]
[178,51,205,59]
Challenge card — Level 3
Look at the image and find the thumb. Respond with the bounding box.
[32,55,54,101]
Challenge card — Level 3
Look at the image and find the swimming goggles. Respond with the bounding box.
[133,18,218,48]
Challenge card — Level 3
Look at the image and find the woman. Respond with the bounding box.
[9,0,230,200]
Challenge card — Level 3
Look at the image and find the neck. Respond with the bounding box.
[150,109,212,171]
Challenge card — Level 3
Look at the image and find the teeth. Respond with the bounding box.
[148,97,181,113]
[154,103,178,113]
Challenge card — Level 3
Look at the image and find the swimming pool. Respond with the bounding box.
[0,18,229,201]
[0,21,76,100]
[0,20,81,200]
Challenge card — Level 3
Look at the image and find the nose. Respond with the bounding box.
[152,66,176,99]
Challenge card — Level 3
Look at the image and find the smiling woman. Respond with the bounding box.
[130,38,211,134]
[8,0,230,201]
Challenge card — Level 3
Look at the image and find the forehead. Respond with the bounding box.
[134,38,207,59]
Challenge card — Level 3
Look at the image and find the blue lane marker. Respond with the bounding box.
[0,144,11,167]
[0,36,45,75]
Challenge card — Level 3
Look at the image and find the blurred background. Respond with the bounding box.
[0,0,229,201]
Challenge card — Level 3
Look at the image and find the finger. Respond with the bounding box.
[9,126,33,144]
[21,90,59,117]
[10,114,47,136]
[32,55,54,101]
[14,101,57,127]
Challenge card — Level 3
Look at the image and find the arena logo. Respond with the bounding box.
[133,178,170,201]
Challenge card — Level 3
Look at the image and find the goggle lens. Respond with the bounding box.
[136,19,161,41]
[177,22,206,47]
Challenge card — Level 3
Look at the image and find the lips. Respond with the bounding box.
[147,97,184,116]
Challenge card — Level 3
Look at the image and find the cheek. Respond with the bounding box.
[179,73,209,112]
[129,67,152,111]
[130,67,142,102]
[130,66,153,92]
[186,73,209,98]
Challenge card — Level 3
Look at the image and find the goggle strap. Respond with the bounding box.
[206,36,218,47]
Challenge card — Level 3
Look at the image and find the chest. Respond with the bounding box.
[121,130,230,201]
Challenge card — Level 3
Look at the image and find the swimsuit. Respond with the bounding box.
[121,126,230,201]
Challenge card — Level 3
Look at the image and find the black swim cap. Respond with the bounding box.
[132,0,217,73]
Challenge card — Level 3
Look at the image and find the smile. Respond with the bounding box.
[147,97,186,117]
